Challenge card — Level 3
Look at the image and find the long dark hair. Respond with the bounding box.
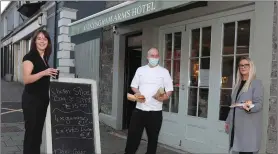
[30,29,52,61]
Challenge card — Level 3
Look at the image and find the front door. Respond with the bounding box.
[158,26,184,148]
[123,33,142,129]
[159,12,253,153]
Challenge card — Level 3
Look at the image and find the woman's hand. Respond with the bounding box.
[41,68,58,77]
[224,123,229,133]
[242,103,250,111]
[242,100,252,111]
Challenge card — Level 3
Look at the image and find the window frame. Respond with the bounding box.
[219,19,251,121]
[161,29,183,114]
[187,26,212,118]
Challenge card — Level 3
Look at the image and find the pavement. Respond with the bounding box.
[1,80,185,154]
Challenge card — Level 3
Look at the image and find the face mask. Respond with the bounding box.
[148,58,159,67]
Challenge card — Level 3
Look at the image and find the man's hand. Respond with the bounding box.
[134,93,145,103]
[154,94,168,102]
[134,93,141,97]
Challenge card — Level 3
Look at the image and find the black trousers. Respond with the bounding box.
[125,108,163,154]
[22,92,49,154]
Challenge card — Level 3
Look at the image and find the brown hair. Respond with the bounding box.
[30,29,52,61]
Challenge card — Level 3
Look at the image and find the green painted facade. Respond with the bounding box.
[69,1,191,36]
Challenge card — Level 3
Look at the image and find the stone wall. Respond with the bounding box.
[267,2,278,154]
[99,1,124,115]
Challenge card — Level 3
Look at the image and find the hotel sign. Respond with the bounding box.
[69,1,191,36]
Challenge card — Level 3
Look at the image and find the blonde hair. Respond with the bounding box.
[232,56,256,94]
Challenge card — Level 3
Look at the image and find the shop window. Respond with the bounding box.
[219,20,251,121]
[188,27,211,118]
[162,32,181,113]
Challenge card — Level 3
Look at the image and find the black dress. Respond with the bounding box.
[230,80,252,154]
[21,50,50,154]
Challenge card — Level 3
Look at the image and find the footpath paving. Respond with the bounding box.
[1,80,185,154]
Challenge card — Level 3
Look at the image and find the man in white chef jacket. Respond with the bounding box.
[124,48,174,154]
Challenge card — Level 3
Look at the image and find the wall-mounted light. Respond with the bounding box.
[112,25,118,35]
[38,15,42,25]
[37,13,46,26]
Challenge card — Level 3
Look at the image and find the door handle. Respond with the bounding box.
[181,84,185,90]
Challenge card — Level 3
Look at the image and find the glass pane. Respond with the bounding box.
[236,20,250,54]
[173,60,180,86]
[188,88,198,116]
[199,58,210,87]
[163,99,170,112]
[189,59,199,86]
[171,87,179,113]
[236,55,249,70]
[191,29,200,57]
[174,32,182,59]
[164,60,171,73]
[165,33,172,59]
[219,106,230,121]
[219,89,232,121]
[220,89,232,106]
[198,88,209,118]
[221,56,234,88]
[201,27,211,57]
[223,22,235,55]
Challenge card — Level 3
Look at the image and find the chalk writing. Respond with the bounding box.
[54,125,93,139]
[51,88,71,95]
[50,82,94,154]
[54,114,92,126]
[73,87,91,97]
[53,145,87,154]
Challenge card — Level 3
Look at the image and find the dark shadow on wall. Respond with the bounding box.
[64,1,106,22]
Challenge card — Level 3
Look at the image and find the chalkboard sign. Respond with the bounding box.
[45,78,101,154]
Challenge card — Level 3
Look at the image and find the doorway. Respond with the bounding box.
[122,32,142,129]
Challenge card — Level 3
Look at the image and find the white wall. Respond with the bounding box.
[251,2,274,153]
[14,40,28,83]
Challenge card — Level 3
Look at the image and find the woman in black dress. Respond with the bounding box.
[21,29,58,154]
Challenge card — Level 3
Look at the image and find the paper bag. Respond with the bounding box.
[153,87,165,98]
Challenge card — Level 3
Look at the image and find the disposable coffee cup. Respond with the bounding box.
[52,69,60,79]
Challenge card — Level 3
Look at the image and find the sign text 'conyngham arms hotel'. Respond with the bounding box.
[69,1,157,36]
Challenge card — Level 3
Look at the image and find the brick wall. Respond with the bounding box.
[267,2,278,154]
[57,7,77,78]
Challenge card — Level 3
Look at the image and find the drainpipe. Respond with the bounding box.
[53,1,58,68]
